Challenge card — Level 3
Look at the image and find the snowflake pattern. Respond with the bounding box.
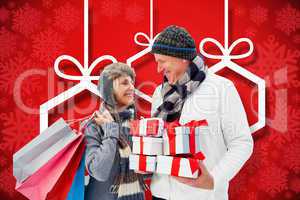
[229,170,248,197]
[259,136,285,165]
[32,28,65,65]
[292,34,300,44]
[253,35,300,77]
[289,176,300,193]
[0,166,15,198]
[250,5,268,26]
[125,2,145,24]
[291,91,300,106]
[42,0,53,9]
[0,27,18,61]
[284,190,296,199]
[0,109,38,153]
[0,151,8,169]
[19,37,32,52]
[244,27,257,38]
[12,3,42,36]
[0,96,10,109]
[0,53,33,95]
[100,0,122,19]
[0,7,10,23]
[282,139,300,174]
[258,164,288,197]
[246,192,258,200]
[266,104,291,147]
[243,140,265,174]
[234,6,246,17]
[288,107,300,140]
[267,128,293,148]
[287,62,300,88]
[275,4,300,36]
[7,1,16,10]
[53,2,80,32]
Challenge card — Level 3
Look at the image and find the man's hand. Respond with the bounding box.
[173,161,214,190]
[94,110,114,125]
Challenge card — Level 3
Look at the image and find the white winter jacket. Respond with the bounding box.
[150,71,253,200]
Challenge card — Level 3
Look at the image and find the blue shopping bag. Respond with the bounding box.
[67,153,85,200]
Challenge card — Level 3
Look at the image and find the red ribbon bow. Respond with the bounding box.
[171,152,205,177]
[130,119,160,136]
[166,120,208,155]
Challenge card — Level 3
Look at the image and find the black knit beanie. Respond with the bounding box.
[150,25,197,61]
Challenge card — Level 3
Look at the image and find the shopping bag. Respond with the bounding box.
[15,133,84,200]
[66,153,85,200]
[46,139,85,200]
[13,118,78,183]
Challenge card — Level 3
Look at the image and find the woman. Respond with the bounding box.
[84,63,147,200]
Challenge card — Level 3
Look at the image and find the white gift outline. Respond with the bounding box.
[39,0,265,134]
[199,0,265,133]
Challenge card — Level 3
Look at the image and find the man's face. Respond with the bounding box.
[154,54,189,84]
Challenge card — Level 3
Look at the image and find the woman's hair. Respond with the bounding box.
[102,62,136,82]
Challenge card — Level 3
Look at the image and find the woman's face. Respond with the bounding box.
[113,75,135,107]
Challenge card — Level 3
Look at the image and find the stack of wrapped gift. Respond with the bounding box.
[128,117,209,179]
[129,118,164,173]
[156,120,208,179]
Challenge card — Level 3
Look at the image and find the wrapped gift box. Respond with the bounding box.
[132,136,163,156]
[129,118,164,137]
[163,120,208,155]
[156,155,201,179]
[129,154,157,172]
[163,126,190,155]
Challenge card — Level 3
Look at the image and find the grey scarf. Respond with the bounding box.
[153,56,207,122]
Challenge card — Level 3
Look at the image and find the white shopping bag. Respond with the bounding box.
[13,118,78,183]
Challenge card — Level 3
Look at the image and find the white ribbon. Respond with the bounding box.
[198,0,265,134]
[199,0,253,61]
[54,54,117,81]
[132,0,160,49]
[199,37,254,61]
[53,0,117,81]
[134,31,160,48]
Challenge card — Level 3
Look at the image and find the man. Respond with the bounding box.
[149,25,253,200]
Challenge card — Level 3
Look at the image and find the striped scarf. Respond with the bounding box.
[104,106,147,200]
[153,56,207,122]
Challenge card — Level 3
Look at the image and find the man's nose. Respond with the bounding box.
[157,64,164,73]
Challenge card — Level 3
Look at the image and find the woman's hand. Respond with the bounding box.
[94,110,114,125]
[134,170,153,175]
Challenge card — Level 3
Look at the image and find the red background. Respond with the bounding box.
[0,0,299,199]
